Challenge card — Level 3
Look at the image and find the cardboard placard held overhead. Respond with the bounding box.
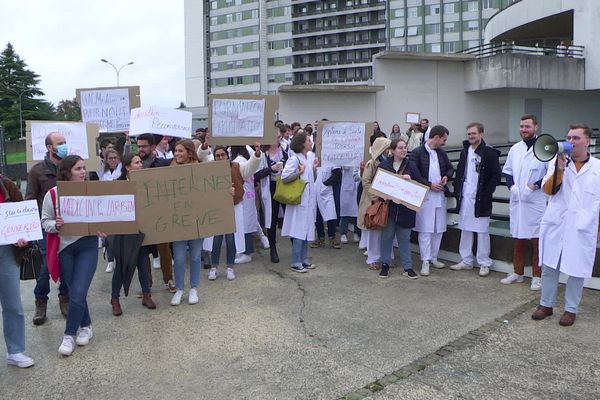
[316,121,372,167]
[208,94,279,145]
[130,160,235,245]
[25,121,101,173]
[76,86,141,133]
[405,112,421,124]
[129,106,193,138]
[57,181,138,236]
[369,169,430,212]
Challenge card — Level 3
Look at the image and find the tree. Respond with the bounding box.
[0,42,53,139]
[56,98,81,121]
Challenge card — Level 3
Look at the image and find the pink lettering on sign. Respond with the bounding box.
[60,195,136,224]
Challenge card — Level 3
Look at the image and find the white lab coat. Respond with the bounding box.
[458,147,490,233]
[539,156,600,278]
[503,141,548,238]
[315,166,337,221]
[281,151,317,241]
[99,164,122,181]
[414,144,447,233]
[257,155,273,228]
[232,153,262,253]
[340,167,359,217]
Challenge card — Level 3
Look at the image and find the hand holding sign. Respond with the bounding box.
[16,239,28,248]
[254,141,262,158]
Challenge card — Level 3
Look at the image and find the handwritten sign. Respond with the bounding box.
[369,169,429,212]
[30,122,89,161]
[406,112,420,124]
[129,106,192,138]
[0,200,43,245]
[318,122,366,168]
[60,195,136,223]
[130,160,236,245]
[57,181,138,235]
[78,88,130,132]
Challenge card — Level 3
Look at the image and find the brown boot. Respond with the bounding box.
[58,295,69,318]
[142,293,156,309]
[531,305,553,320]
[559,311,576,326]
[33,299,47,325]
[111,298,123,316]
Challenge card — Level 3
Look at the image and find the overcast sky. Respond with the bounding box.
[0,0,185,108]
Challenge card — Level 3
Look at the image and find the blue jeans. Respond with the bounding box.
[34,232,69,301]
[379,222,412,270]
[173,239,203,290]
[105,240,114,263]
[291,238,309,267]
[540,264,585,314]
[244,233,255,255]
[111,246,151,298]
[315,208,336,239]
[60,236,98,336]
[339,217,360,237]
[211,234,236,266]
[0,245,25,354]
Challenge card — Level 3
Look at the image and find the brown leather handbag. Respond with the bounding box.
[363,200,389,230]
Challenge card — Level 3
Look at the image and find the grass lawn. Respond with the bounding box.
[6,151,26,164]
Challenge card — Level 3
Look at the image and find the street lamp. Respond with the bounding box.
[100,59,134,87]
[5,87,34,140]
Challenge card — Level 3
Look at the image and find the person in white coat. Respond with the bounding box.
[500,114,548,290]
[532,124,600,327]
[281,130,318,273]
[313,166,341,249]
[339,166,360,244]
[410,125,454,276]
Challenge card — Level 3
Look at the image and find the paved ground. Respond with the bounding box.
[1,239,599,400]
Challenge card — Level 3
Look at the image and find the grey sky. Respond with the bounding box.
[0,0,185,109]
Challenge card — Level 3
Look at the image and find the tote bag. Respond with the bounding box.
[47,188,61,283]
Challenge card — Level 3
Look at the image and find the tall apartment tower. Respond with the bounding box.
[185,0,505,107]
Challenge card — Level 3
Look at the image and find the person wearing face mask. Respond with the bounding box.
[25,132,70,326]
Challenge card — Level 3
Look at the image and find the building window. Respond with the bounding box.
[429,5,440,15]
[444,42,457,52]
[407,7,418,18]
[466,1,478,12]
[394,28,404,37]
[431,43,441,53]
[346,15,354,24]
[467,20,479,31]
[444,3,455,14]
[211,1,217,9]
[407,26,418,36]
[393,8,404,18]
[428,23,440,34]
[444,22,455,33]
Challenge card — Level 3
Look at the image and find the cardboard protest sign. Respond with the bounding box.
[369,169,430,212]
[129,106,193,138]
[0,200,43,245]
[130,160,235,245]
[208,94,279,145]
[316,121,372,167]
[26,121,101,172]
[57,181,138,236]
[76,86,141,133]
[405,112,420,124]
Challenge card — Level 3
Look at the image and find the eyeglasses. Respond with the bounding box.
[107,157,119,160]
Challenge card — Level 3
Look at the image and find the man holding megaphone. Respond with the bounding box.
[532,124,600,327]
[501,115,548,290]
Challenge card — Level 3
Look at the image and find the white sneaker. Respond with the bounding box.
[259,235,270,249]
[420,261,430,276]
[479,266,490,277]
[152,257,161,269]
[431,260,445,269]
[500,273,524,284]
[105,261,115,273]
[6,353,34,368]
[76,326,93,346]
[188,288,199,304]
[353,233,360,243]
[530,277,542,291]
[208,267,217,281]
[226,267,236,281]
[340,234,348,244]
[234,254,251,264]
[450,261,473,271]
[58,335,75,356]
[363,250,368,256]
[171,290,183,306]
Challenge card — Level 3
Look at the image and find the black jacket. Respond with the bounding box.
[409,145,454,195]
[254,149,289,181]
[377,158,423,229]
[453,140,501,218]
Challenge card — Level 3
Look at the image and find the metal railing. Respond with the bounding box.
[461,42,585,59]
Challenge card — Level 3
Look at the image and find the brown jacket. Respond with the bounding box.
[25,156,57,215]
[231,162,245,205]
[1,175,25,264]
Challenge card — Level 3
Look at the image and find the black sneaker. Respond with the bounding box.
[291,265,308,273]
[403,269,419,280]
[379,263,390,279]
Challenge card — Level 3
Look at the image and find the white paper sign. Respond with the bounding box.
[0,200,43,245]
[79,88,130,132]
[60,195,136,223]
[30,122,89,161]
[370,169,429,211]
[321,122,366,168]
[129,107,192,138]
[406,112,420,124]
[212,99,265,137]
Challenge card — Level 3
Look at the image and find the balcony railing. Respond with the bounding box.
[461,42,584,59]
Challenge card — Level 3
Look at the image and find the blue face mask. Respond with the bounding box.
[55,144,69,159]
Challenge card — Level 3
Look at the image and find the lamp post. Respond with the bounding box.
[5,87,34,140]
[100,59,134,87]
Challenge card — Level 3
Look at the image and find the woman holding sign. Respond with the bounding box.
[0,175,35,368]
[41,155,104,357]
